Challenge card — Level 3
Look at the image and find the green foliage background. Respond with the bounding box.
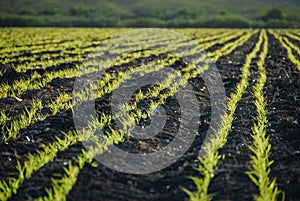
[0,0,299,27]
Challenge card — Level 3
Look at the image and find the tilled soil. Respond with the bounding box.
[0,31,300,201]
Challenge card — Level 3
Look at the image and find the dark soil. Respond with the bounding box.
[1,30,300,201]
[264,32,300,201]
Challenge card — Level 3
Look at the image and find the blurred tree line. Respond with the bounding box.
[0,0,299,27]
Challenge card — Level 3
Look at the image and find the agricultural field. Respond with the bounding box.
[0,28,299,201]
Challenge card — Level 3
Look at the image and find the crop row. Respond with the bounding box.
[269,30,300,72]
[246,30,281,201]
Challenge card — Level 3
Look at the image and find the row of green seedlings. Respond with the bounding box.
[174,28,227,38]
[171,29,247,54]
[176,28,249,45]
[0,44,85,65]
[202,30,246,49]
[0,37,93,57]
[192,30,241,45]
[207,30,257,61]
[281,29,300,42]
[15,54,85,73]
[0,30,256,201]
[31,30,257,201]
[0,29,253,140]
[2,53,84,73]
[200,30,247,50]
[269,30,300,72]
[246,29,282,201]
[279,30,300,58]
[0,67,78,100]
[182,29,265,201]
[0,93,72,141]
[277,30,300,55]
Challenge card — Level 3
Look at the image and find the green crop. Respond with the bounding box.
[1,28,289,201]
[269,30,300,72]
[246,30,282,201]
